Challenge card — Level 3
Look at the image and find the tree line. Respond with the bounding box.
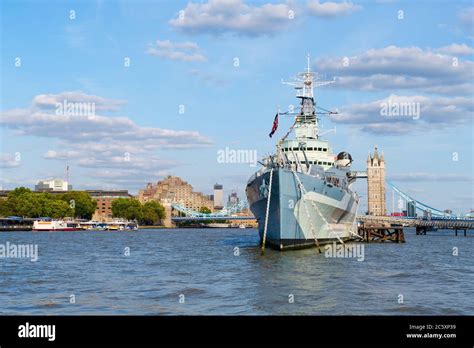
[0,187,96,219]
[0,188,166,225]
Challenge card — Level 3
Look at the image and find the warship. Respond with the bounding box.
[245,57,361,250]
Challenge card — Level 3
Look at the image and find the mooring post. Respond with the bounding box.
[261,169,273,255]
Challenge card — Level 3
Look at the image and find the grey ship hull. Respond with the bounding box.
[246,168,358,250]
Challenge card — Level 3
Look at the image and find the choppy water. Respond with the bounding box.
[0,228,472,315]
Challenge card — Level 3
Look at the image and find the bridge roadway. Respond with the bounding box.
[172,214,474,228]
[173,214,473,225]
[171,216,255,221]
[358,215,474,231]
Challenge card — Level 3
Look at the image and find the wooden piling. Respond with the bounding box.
[358,222,405,243]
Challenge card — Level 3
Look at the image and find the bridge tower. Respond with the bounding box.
[162,201,175,228]
[367,146,386,216]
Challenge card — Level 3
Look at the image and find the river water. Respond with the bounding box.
[0,228,472,315]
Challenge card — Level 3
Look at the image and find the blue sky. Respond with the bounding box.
[1,0,473,214]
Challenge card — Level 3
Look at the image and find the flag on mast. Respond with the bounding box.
[268,112,279,138]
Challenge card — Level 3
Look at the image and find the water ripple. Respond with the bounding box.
[0,228,472,315]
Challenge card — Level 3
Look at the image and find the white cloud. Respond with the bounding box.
[0,92,213,182]
[0,153,21,168]
[316,45,474,95]
[77,156,177,171]
[307,0,361,17]
[170,0,295,36]
[77,166,173,192]
[43,150,82,160]
[33,91,127,112]
[146,39,207,62]
[332,94,473,134]
[1,93,211,147]
[435,43,474,56]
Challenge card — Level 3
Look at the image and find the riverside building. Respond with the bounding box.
[138,176,213,213]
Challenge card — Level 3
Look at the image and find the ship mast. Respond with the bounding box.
[281,54,335,140]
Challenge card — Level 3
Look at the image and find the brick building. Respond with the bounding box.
[138,176,213,213]
[87,190,132,221]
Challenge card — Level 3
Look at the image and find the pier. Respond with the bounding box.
[357,220,405,243]
[358,215,474,237]
[0,217,34,231]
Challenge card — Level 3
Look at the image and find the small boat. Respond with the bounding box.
[239,224,246,229]
[207,223,231,228]
[125,223,138,231]
[80,221,107,231]
[80,220,137,231]
[33,218,81,232]
[107,224,124,231]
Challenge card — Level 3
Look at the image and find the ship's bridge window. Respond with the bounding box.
[323,148,327,152]
[307,147,313,151]
[317,147,322,151]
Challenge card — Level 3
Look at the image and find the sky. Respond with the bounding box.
[0,0,473,215]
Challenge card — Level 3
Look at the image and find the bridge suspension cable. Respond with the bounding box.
[386,181,454,218]
[171,199,250,218]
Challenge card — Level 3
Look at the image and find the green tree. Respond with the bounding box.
[0,199,12,217]
[111,198,131,218]
[199,207,212,214]
[198,206,215,224]
[43,198,74,218]
[5,187,32,215]
[10,192,73,218]
[15,192,45,217]
[8,187,32,197]
[111,198,143,221]
[59,191,96,219]
[141,200,165,225]
[124,199,143,221]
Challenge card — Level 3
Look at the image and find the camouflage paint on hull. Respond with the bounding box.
[246,168,358,250]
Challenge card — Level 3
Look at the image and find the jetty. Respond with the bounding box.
[0,217,34,231]
[357,215,474,240]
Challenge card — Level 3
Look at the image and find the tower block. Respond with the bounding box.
[367,146,386,216]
